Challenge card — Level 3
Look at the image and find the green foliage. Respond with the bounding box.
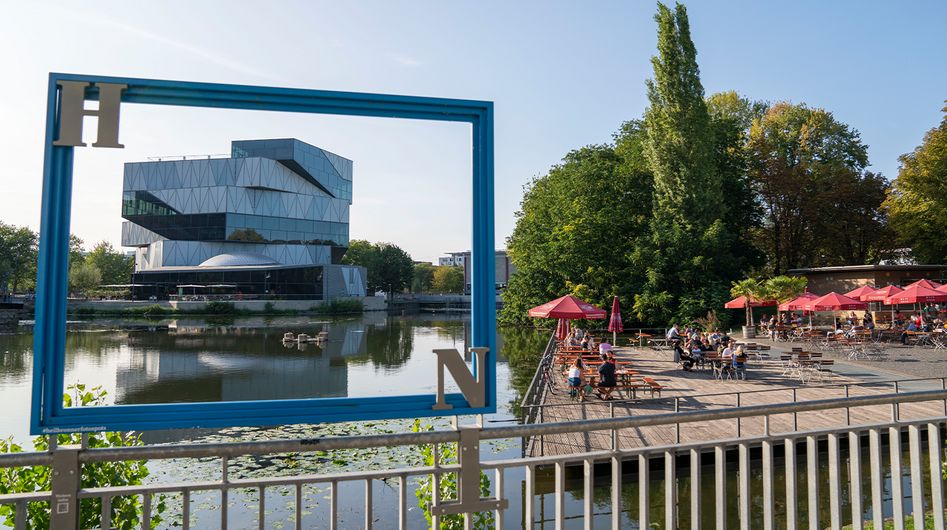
[746,102,893,272]
[635,3,748,326]
[432,266,465,294]
[501,134,653,325]
[412,262,436,293]
[310,298,364,314]
[761,275,807,304]
[729,278,764,325]
[69,261,102,295]
[411,420,493,530]
[342,240,414,294]
[203,301,236,314]
[884,104,947,263]
[85,241,134,286]
[0,384,165,529]
[0,222,38,294]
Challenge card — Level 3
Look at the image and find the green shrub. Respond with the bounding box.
[203,301,236,314]
[264,301,275,313]
[0,384,166,529]
[310,298,364,315]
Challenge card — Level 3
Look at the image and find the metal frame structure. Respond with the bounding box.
[3,389,946,529]
[31,73,496,434]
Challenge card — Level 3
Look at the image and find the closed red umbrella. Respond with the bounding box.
[803,292,867,312]
[607,296,623,344]
[844,285,876,300]
[555,318,571,341]
[528,295,607,320]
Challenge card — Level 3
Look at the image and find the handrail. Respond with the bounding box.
[2,388,944,468]
[520,373,947,411]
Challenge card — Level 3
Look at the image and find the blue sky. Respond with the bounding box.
[1,1,944,263]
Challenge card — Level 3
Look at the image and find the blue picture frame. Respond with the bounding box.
[31,73,495,433]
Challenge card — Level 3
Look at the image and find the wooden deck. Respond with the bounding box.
[527,344,945,458]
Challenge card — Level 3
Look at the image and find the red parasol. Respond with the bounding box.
[803,292,867,312]
[862,285,903,302]
[844,285,876,300]
[555,318,571,340]
[884,285,947,305]
[938,284,947,294]
[778,292,820,312]
[607,296,623,344]
[724,295,777,309]
[528,295,607,320]
[904,279,943,290]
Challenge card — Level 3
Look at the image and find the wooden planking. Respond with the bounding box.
[529,345,945,457]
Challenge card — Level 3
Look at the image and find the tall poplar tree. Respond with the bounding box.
[634,2,743,324]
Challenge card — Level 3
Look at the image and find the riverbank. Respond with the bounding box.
[61,296,385,317]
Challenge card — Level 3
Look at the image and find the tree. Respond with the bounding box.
[341,240,414,294]
[761,275,807,307]
[0,223,38,294]
[69,261,102,296]
[634,2,746,325]
[500,130,653,324]
[84,242,134,286]
[745,102,890,272]
[883,104,947,263]
[729,278,764,326]
[412,262,436,293]
[69,235,86,266]
[432,266,464,293]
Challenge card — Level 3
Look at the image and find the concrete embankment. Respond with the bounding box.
[66,296,387,313]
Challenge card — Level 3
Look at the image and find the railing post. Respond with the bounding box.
[735,394,741,438]
[791,388,798,431]
[50,444,80,530]
[806,435,819,530]
[784,438,797,530]
[539,407,544,456]
[844,385,850,426]
[634,454,648,529]
[674,398,681,444]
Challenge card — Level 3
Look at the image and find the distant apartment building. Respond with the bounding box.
[437,250,516,294]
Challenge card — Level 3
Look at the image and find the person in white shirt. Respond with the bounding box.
[667,324,680,340]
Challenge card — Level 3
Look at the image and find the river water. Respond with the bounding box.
[0,314,937,528]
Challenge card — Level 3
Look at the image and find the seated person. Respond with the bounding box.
[566,358,586,399]
[580,335,590,349]
[596,353,617,400]
[732,347,748,379]
[901,319,918,344]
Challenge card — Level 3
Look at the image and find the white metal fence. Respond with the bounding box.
[2,389,946,529]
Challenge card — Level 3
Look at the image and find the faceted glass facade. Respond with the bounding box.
[122,138,353,270]
[121,139,365,299]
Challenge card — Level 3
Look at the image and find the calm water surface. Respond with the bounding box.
[0,314,937,528]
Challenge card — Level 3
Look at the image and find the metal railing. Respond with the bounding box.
[2,389,947,529]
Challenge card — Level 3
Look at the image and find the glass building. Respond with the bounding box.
[122,139,366,299]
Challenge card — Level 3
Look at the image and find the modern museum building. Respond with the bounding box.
[121,139,367,300]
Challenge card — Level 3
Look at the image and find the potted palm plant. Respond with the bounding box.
[730,278,763,339]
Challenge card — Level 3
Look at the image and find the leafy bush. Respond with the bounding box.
[310,299,364,315]
[264,301,275,313]
[0,384,166,529]
[202,301,236,314]
[412,420,493,530]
